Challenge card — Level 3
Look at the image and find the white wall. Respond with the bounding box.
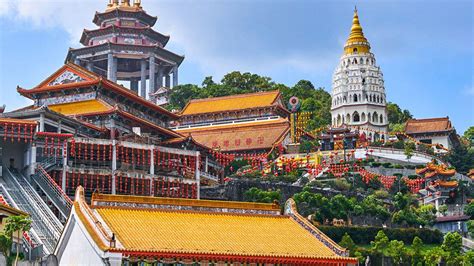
[56,209,109,266]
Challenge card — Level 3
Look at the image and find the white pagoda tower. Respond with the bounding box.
[330,8,388,141]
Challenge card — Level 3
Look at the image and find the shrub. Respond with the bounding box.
[371,162,381,167]
[404,165,416,169]
[382,162,392,168]
[415,165,425,169]
[317,226,443,245]
[393,164,404,169]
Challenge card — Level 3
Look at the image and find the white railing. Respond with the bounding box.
[200,171,219,182]
[462,237,474,250]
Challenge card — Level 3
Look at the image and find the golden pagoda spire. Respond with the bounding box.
[343,7,370,55]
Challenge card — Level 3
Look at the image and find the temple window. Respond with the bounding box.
[354,94,358,102]
[353,111,360,122]
[353,47,358,53]
[361,112,366,121]
[380,114,384,123]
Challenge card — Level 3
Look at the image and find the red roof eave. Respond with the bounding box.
[113,250,357,265]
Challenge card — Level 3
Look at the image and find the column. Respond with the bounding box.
[107,53,114,81]
[130,79,139,93]
[57,120,62,133]
[62,143,67,192]
[195,151,200,199]
[29,144,37,176]
[205,156,208,173]
[149,146,154,175]
[140,59,147,98]
[165,74,170,88]
[149,56,156,94]
[111,140,117,195]
[73,58,80,65]
[112,57,118,82]
[86,61,94,72]
[149,147,155,196]
[39,113,45,132]
[156,68,163,88]
[172,66,178,87]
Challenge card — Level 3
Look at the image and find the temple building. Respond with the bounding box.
[66,0,183,105]
[55,186,357,265]
[173,91,293,154]
[404,117,457,153]
[0,0,222,256]
[330,8,388,142]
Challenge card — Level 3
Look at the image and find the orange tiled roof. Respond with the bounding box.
[48,99,112,116]
[176,118,290,151]
[405,117,453,134]
[180,90,282,115]
[70,187,355,264]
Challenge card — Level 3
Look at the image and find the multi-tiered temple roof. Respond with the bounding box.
[66,0,183,105]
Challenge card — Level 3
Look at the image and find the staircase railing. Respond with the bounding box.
[33,165,72,218]
[3,168,63,254]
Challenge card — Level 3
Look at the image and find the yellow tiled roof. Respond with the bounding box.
[180,90,281,115]
[96,207,338,259]
[48,99,112,116]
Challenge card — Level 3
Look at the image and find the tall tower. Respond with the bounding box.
[330,8,388,141]
[66,0,184,105]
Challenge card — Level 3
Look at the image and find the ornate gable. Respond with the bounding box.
[48,70,86,86]
[36,63,98,89]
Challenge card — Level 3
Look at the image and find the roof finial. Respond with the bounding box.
[354,5,357,13]
[133,0,142,8]
[120,0,130,7]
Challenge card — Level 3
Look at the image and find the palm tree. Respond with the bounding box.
[4,215,31,266]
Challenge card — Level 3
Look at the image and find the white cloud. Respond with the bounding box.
[0,0,335,81]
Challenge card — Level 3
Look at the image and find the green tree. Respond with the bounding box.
[464,126,474,145]
[424,246,445,266]
[441,232,463,266]
[244,187,281,203]
[446,141,474,174]
[393,192,412,211]
[439,204,448,216]
[0,233,12,260]
[4,215,31,266]
[468,220,474,238]
[464,201,474,218]
[411,236,423,266]
[404,142,414,161]
[339,233,356,256]
[387,240,406,265]
[370,230,390,265]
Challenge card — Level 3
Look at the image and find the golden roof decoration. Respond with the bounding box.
[344,7,371,55]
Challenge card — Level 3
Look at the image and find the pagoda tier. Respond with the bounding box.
[95,1,157,27]
[80,25,170,47]
[66,0,184,106]
[17,63,180,141]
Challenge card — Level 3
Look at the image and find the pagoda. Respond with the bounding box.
[330,8,388,142]
[66,0,184,105]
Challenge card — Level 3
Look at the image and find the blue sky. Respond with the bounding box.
[0,0,472,133]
